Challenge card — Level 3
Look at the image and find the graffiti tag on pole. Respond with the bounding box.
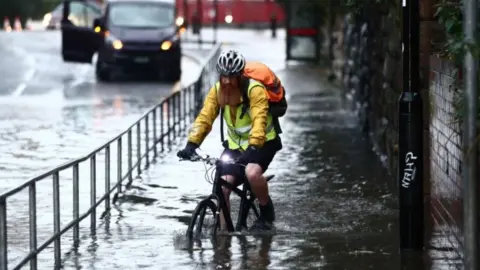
[401,152,417,188]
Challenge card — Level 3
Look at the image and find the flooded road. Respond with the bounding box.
[0,31,206,191]
[0,30,208,267]
[56,67,400,269]
[1,29,460,269]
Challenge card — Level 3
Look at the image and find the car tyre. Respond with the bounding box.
[164,65,181,83]
[95,61,111,82]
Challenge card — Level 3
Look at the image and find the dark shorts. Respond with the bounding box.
[219,136,282,184]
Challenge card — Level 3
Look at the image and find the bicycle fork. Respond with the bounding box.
[213,170,235,232]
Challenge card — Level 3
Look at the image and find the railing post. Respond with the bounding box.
[145,114,150,169]
[90,156,97,232]
[117,138,122,194]
[172,96,177,139]
[0,198,7,270]
[29,182,37,269]
[173,94,177,136]
[52,171,61,268]
[73,164,79,244]
[136,123,141,175]
[167,98,172,145]
[105,146,111,213]
[127,130,133,184]
[189,86,194,119]
[176,93,181,136]
[195,72,204,116]
[153,107,158,158]
[160,102,165,152]
[182,89,187,131]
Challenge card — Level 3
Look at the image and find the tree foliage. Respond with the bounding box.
[434,0,480,126]
[434,0,480,62]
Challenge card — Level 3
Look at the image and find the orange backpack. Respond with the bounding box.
[218,62,287,142]
[241,62,288,119]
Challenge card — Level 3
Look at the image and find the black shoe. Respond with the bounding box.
[259,197,275,223]
[249,217,273,231]
[249,198,275,232]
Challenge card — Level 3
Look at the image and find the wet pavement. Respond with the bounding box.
[0,30,208,267]
[27,28,406,269]
[1,28,459,269]
[56,66,401,270]
[0,31,206,191]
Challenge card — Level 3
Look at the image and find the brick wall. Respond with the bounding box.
[428,55,463,262]
[337,0,467,262]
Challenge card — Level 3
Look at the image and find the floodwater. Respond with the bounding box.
[1,28,462,270]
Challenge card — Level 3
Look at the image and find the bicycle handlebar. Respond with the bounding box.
[180,153,238,166]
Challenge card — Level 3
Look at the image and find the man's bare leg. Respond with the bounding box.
[245,163,275,227]
[245,164,269,205]
[219,175,236,230]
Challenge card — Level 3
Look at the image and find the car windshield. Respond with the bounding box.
[109,2,174,28]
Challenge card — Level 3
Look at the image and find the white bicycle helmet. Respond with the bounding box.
[216,50,246,76]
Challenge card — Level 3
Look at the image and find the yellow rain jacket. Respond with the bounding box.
[187,80,275,149]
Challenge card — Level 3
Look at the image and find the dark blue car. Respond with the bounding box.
[61,0,183,82]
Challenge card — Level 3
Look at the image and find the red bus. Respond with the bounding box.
[175,0,285,27]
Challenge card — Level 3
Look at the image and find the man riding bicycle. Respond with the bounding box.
[177,50,283,231]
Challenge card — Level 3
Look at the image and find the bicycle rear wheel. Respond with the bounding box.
[186,199,219,239]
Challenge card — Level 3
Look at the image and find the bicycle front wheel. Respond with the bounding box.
[186,199,219,239]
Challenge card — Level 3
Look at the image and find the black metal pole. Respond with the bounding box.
[270,15,277,38]
[462,0,479,268]
[183,0,188,26]
[269,0,276,38]
[398,0,424,250]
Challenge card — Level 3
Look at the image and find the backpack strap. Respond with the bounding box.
[272,116,282,134]
[239,77,250,120]
[220,107,225,143]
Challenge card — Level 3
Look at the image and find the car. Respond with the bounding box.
[61,0,183,82]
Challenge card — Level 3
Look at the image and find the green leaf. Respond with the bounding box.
[445,19,456,32]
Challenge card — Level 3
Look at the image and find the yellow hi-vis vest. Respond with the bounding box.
[216,80,277,150]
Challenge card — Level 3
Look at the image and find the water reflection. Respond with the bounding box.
[20,64,461,269]
[188,235,273,270]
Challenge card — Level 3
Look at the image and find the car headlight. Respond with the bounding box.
[161,35,179,50]
[105,33,123,50]
[161,41,172,50]
[175,16,184,27]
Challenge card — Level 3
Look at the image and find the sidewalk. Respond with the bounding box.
[61,66,400,269]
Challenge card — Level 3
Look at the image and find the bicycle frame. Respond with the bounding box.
[202,161,257,232]
[186,154,274,238]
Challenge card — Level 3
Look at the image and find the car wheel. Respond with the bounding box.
[164,66,181,83]
[95,61,111,82]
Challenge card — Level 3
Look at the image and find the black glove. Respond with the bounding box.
[177,142,198,160]
[237,145,259,165]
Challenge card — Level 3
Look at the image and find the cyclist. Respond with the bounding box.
[177,50,283,231]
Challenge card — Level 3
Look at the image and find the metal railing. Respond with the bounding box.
[0,43,221,270]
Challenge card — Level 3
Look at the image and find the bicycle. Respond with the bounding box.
[181,153,275,239]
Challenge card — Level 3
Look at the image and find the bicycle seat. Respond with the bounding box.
[265,175,275,181]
